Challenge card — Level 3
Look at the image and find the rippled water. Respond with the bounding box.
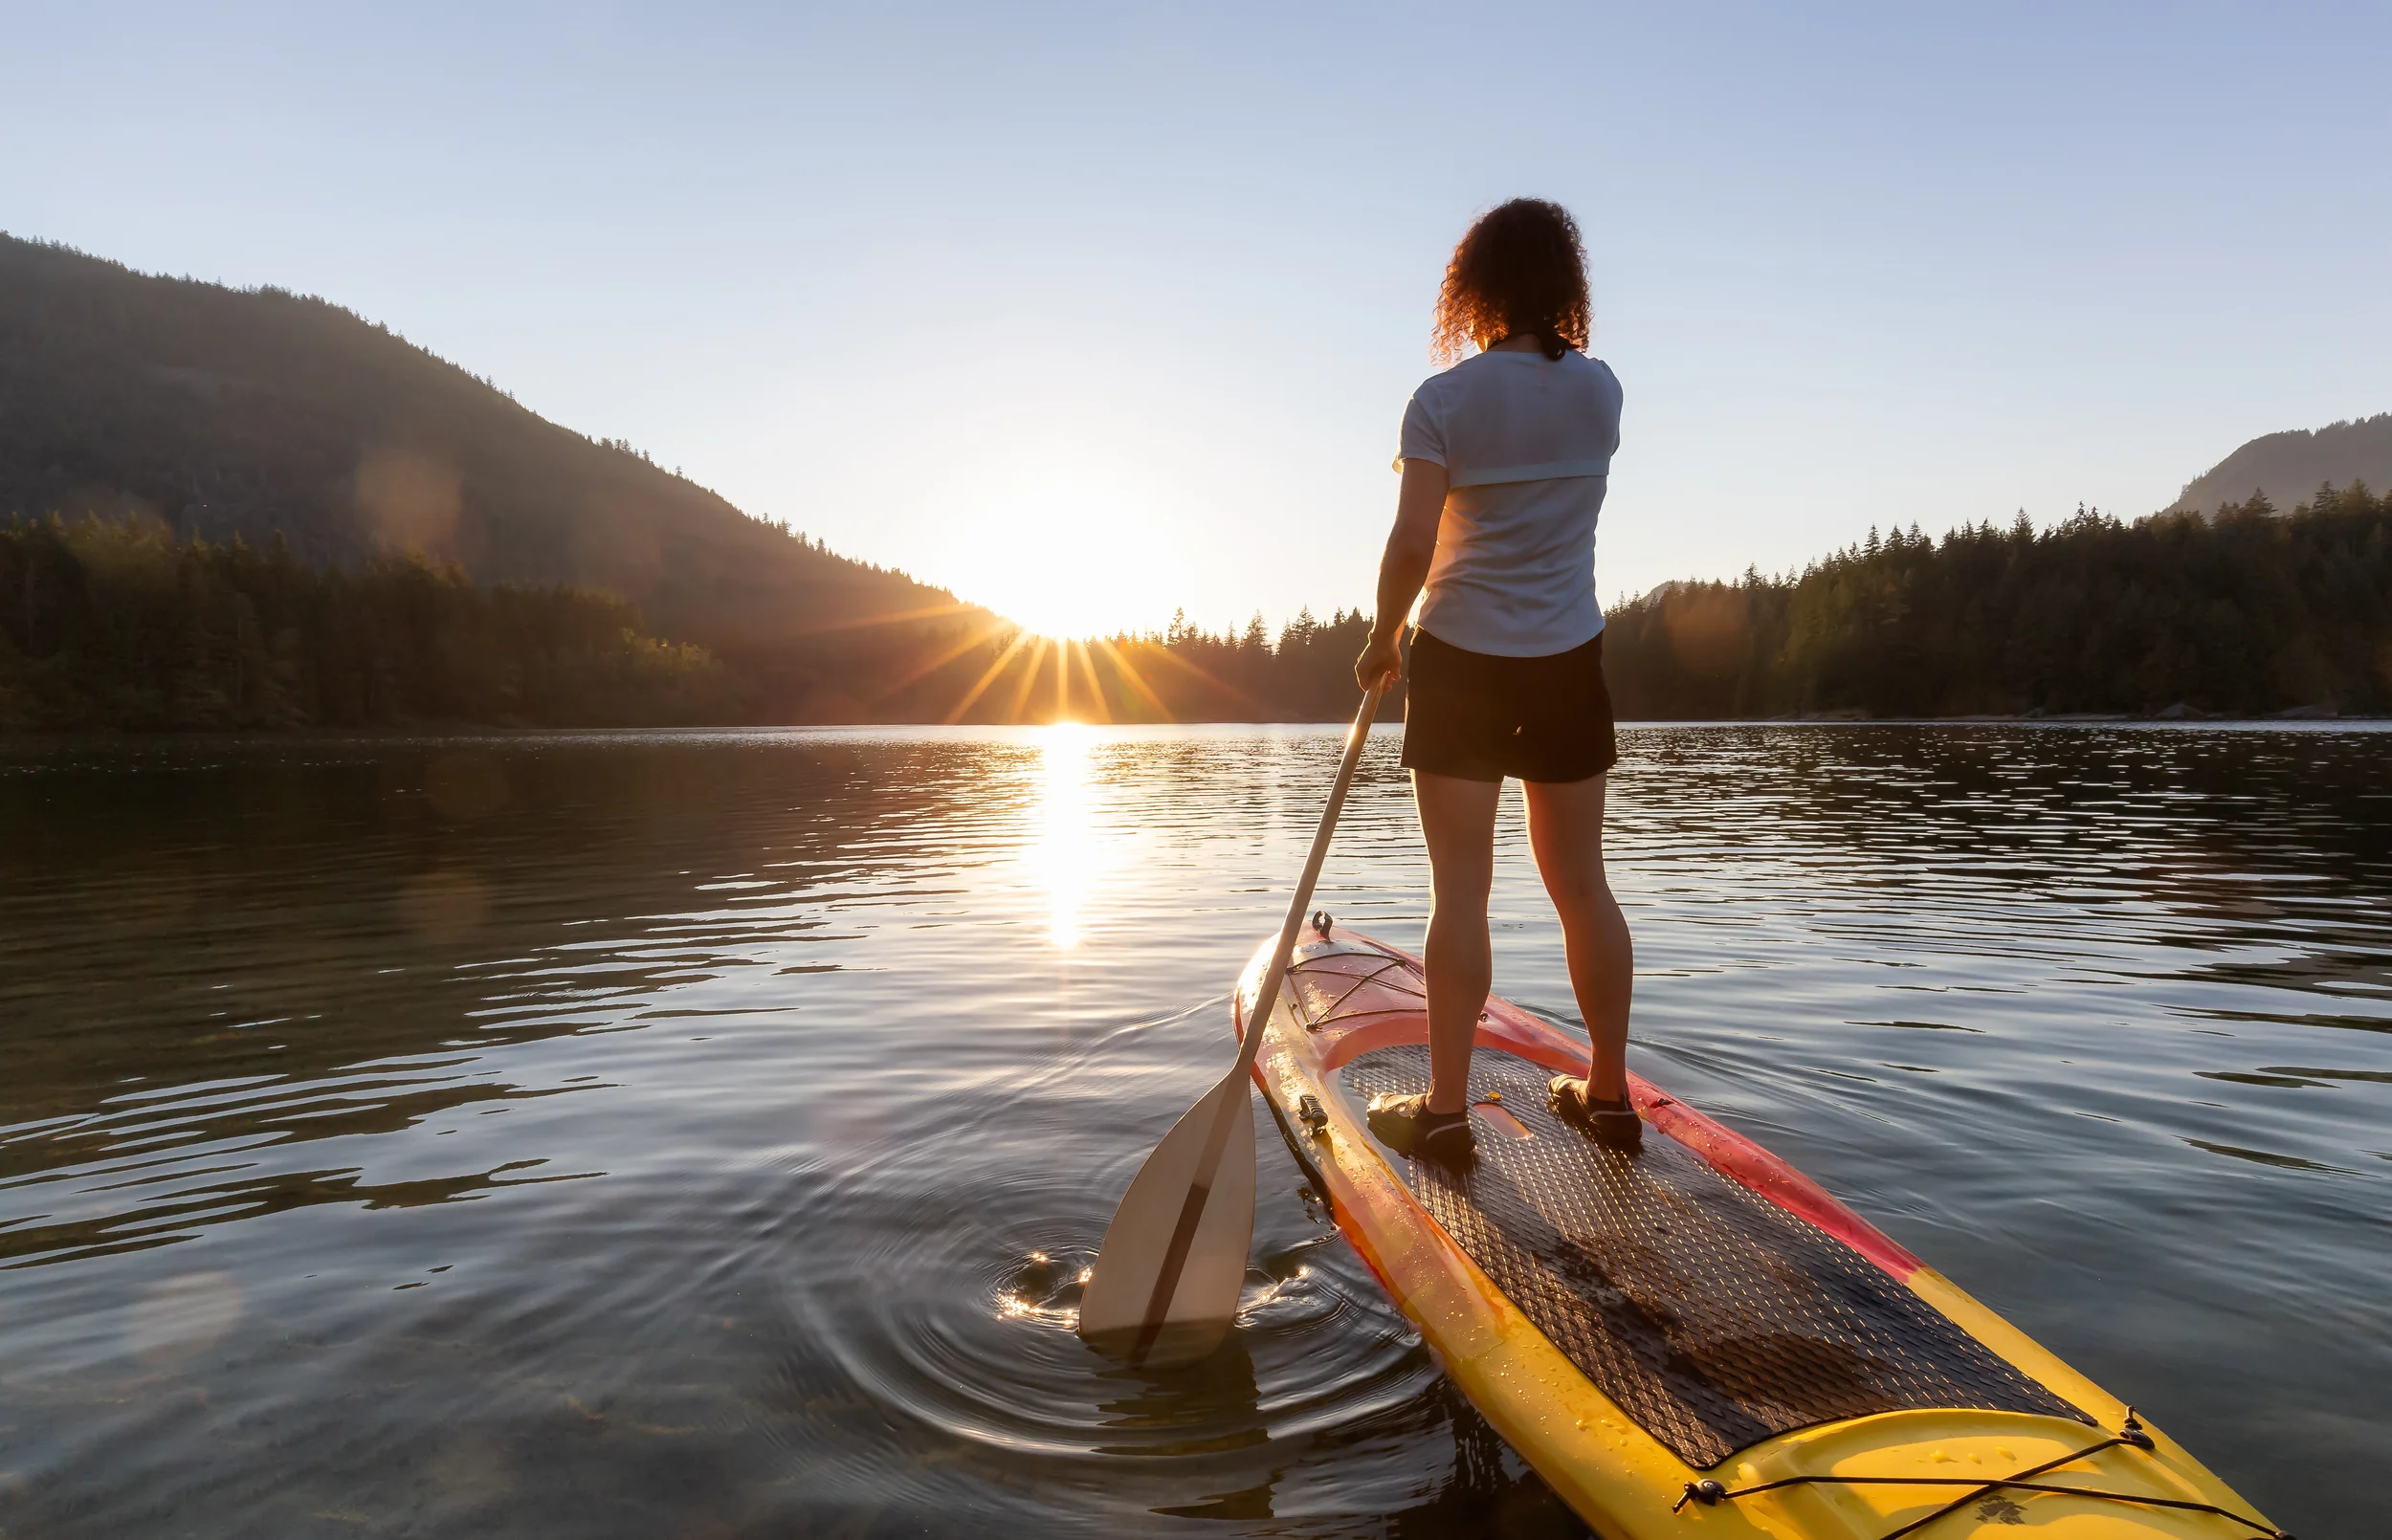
[1,724,2385,1538]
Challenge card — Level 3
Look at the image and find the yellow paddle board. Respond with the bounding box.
[1236,922,2285,1540]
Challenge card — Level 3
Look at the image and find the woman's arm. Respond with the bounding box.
[1354,457,1450,690]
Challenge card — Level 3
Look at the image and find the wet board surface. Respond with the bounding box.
[1341,1043,2091,1468]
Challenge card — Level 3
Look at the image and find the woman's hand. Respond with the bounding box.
[1354,630,1404,693]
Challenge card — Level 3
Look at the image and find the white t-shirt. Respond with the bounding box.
[1396,348,1624,657]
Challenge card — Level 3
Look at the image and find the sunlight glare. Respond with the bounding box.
[1032,722,1104,947]
[938,479,1180,639]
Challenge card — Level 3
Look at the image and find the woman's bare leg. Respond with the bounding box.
[1523,774,1632,1102]
[1411,769,1501,1114]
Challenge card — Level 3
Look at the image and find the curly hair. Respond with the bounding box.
[1430,199,1590,363]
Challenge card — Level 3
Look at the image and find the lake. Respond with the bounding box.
[2,723,2385,1538]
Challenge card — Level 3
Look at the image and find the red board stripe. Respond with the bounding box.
[1255,934,1924,1282]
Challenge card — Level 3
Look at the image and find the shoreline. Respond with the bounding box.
[2,711,2383,743]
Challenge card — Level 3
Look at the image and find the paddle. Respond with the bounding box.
[1078,685,1385,1368]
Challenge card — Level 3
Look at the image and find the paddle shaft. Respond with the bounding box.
[1128,686,1384,1362]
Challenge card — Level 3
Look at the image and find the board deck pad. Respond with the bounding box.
[1341,1044,2089,1467]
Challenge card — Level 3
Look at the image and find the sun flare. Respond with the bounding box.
[991,583,1118,643]
[938,483,1179,640]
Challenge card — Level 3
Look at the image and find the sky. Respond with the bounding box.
[8,3,2391,638]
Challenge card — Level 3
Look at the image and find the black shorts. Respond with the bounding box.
[1400,627,1619,784]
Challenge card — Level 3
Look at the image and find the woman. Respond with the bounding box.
[1352,198,1638,1163]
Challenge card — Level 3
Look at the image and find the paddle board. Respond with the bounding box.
[1235,919,2286,1540]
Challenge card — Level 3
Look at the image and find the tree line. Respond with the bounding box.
[1600,484,2391,719]
[2,517,735,730]
[7,485,2386,731]
[1073,483,2390,723]
[0,515,1383,731]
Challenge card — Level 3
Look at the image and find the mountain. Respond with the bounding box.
[2168,412,2392,517]
[13,232,2383,731]
[0,234,993,718]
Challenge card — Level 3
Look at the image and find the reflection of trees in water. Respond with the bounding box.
[1615,723,2392,919]
[0,737,1018,1266]
[17,722,2377,1270]
[1099,1331,1270,1462]
[1388,1379,1591,1539]
[4,724,2380,1535]
[1126,1338,1585,1535]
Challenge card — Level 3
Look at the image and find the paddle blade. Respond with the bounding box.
[1076,1072,1257,1368]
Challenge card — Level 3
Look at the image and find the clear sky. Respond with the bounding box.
[9,4,2390,637]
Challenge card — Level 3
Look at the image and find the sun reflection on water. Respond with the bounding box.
[1033,723,1102,947]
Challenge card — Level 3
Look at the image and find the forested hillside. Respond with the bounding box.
[11,492,2384,730]
[0,235,985,720]
[7,233,2385,731]
[0,510,1397,729]
[0,234,1403,731]
[0,518,734,730]
[1601,488,2392,719]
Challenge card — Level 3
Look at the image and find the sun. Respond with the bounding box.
[937,486,1177,640]
[981,567,1124,641]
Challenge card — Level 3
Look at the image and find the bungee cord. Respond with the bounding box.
[1672,1410,2290,1539]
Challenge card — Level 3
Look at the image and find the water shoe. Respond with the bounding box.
[1548,1076,1644,1152]
[1365,1092,1477,1166]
